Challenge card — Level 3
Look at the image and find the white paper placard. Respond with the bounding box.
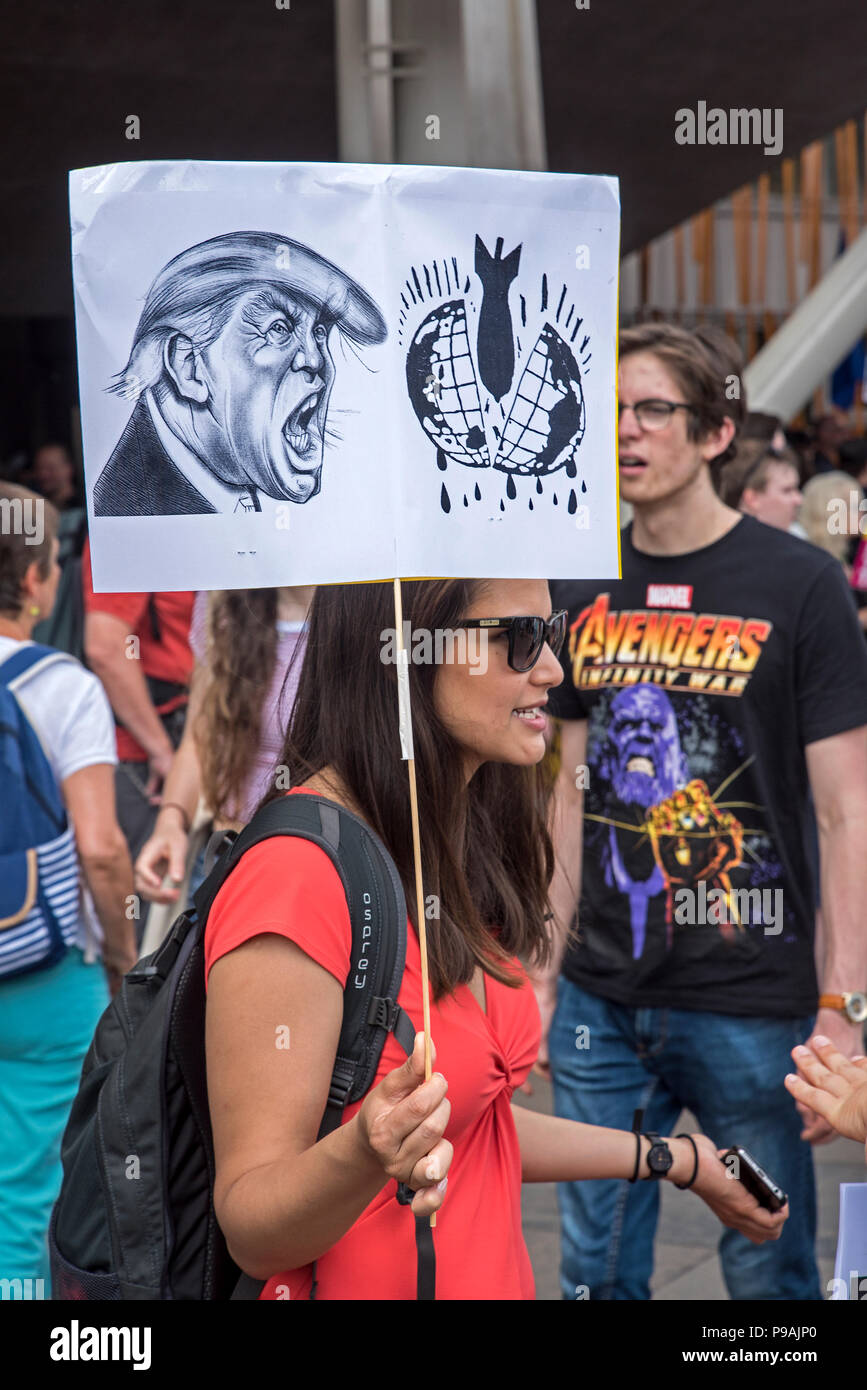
[832,1183,867,1298]
[69,160,621,592]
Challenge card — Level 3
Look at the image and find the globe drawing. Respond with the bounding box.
[406,298,586,477]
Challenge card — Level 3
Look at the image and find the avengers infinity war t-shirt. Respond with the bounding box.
[549,516,867,1017]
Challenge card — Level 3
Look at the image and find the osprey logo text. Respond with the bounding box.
[49,1320,151,1371]
[354,892,373,988]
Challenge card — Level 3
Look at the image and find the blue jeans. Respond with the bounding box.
[549,976,821,1301]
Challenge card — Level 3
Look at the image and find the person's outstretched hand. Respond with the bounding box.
[784,1036,867,1145]
[795,1011,867,1143]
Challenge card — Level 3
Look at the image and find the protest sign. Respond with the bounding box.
[70,160,621,591]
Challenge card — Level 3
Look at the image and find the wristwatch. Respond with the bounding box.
[641,1132,674,1180]
[818,992,867,1024]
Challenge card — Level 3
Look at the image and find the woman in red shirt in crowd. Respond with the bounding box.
[204,578,787,1300]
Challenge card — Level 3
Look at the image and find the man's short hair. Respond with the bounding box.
[0,482,58,616]
[715,439,799,508]
[619,321,746,467]
[741,410,782,444]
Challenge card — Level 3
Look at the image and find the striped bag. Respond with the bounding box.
[0,645,82,979]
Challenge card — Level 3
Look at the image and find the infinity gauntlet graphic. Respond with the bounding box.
[646,780,744,942]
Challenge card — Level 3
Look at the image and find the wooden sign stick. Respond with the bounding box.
[392,577,436,1227]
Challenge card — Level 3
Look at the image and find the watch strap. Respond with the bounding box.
[818,992,867,1023]
[818,994,846,1011]
[629,1108,645,1184]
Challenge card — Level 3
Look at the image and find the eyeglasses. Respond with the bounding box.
[460,611,568,672]
[618,399,695,431]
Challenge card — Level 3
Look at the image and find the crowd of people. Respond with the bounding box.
[3,320,867,1301]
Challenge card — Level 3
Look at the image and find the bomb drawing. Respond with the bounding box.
[474,234,521,402]
[402,235,590,513]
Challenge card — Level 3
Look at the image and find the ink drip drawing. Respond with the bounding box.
[401,235,592,515]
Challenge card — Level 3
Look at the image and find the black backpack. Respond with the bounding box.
[49,793,435,1300]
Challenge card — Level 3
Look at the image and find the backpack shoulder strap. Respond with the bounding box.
[194,793,415,1100]
[0,644,69,832]
[0,643,77,689]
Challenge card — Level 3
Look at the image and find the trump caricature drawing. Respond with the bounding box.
[92,231,387,516]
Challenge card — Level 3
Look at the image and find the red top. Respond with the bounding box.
[81,539,194,760]
[204,789,540,1301]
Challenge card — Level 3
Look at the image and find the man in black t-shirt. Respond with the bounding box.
[537,323,867,1301]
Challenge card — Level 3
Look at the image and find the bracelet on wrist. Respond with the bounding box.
[629,1132,643,1183]
[629,1107,645,1183]
[673,1133,700,1190]
[159,801,191,833]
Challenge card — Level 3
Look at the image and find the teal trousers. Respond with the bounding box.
[0,947,108,1296]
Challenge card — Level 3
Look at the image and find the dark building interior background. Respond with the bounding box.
[3,0,867,474]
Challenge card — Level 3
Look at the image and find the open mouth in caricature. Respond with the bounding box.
[282,390,322,461]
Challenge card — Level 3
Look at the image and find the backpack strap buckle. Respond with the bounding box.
[367,995,398,1032]
[325,1061,356,1113]
[317,1060,357,1141]
[367,996,416,1057]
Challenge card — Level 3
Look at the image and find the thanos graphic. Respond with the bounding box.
[596,686,744,957]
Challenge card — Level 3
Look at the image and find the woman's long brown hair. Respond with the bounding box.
[263,580,554,999]
[197,590,280,821]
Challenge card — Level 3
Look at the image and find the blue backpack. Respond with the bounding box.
[0,644,82,979]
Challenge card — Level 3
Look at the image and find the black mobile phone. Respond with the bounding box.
[721,1146,788,1212]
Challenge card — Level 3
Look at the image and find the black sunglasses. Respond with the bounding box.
[460,610,567,672]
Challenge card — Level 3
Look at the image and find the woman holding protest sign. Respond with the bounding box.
[203,578,788,1299]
